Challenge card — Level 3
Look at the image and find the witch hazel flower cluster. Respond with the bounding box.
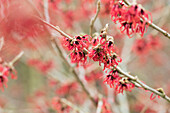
[62,26,122,68]
[104,69,134,94]
[110,0,152,38]
[88,29,134,94]
[89,26,122,71]
[0,51,23,91]
[63,35,90,66]
[62,24,135,94]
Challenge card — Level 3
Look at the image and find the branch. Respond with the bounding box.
[115,66,170,103]
[50,37,97,106]
[90,0,101,36]
[38,18,89,53]
[37,4,97,106]
[39,19,170,103]
[9,51,24,66]
[37,17,73,39]
[123,0,170,39]
[40,19,97,106]
[28,1,97,107]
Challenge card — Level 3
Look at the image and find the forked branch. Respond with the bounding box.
[40,19,170,103]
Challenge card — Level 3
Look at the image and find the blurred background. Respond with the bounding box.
[0,0,170,113]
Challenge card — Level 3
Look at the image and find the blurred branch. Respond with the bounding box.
[41,1,97,107]
[90,0,101,36]
[26,0,43,17]
[51,38,97,107]
[40,18,96,106]
[43,0,50,23]
[123,0,170,39]
[28,0,98,106]
[9,51,24,66]
[140,106,148,113]
[118,36,134,113]
[96,95,103,113]
[60,98,85,113]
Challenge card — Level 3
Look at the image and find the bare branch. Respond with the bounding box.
[90,0,101,36]
[9,51,24,66]
[39,2,97,107]
[51,38,97,106]
[115,66,170,103]
[38,17,73,39]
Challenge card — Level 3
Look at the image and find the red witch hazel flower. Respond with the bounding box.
[103,70,120,88]
[150,92,160,101]
[110,1,152,37]
[62,37,74,51]
[89,30,122,70]
[63,35,90,66]
[70,50,87,65]
[102,54,122,70]
[150,88,164,101]
[115,77,135,94]
[0,64,17,91]
[63,35,90,51]
[104,69,135,94]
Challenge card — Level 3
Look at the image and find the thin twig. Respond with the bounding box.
[115,66,170,103]
[9,51,24,66]
[26,0,43,17]
[38,18,89,53]
[90,0,101,36]
[37,17,73,39]
[148,22,170,39]
[43,0,50,23]
[123,0,170,39]
[151,6,169,36]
